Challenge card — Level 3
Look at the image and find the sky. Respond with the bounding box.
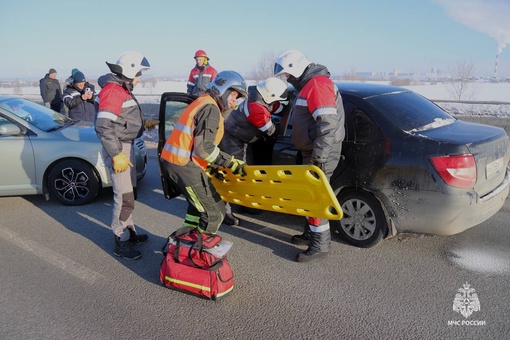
[1,0,509,80]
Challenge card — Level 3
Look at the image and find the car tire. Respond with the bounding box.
[47,159,100,206]
[332,189,387,248]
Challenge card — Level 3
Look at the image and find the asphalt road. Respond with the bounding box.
[1,147,509,339]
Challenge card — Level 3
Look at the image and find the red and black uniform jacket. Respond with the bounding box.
[187,64,218,97]
[95,73,144,158]
[289,63,345,165]
[223,87,279,144]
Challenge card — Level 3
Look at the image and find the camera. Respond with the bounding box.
[84,87,92,94]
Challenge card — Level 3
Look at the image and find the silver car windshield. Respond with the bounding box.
[0,98,74,132]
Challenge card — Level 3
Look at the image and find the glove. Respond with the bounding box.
[112,152,133,173]
[267,122,281,141]
[227,157,246,176]
[208,166,226,181]
[144,118,159,131]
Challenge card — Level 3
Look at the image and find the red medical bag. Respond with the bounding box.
[159,227,234,300]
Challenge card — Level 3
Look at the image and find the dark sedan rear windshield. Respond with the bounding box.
[367,91,455,133]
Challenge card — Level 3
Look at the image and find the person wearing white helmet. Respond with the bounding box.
[220,77,288,222]
[186,49,218,97]
[274,49,345,263]
[161,70,248,235]
[95,51,159,260]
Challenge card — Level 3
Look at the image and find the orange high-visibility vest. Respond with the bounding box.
[161,95,224,170]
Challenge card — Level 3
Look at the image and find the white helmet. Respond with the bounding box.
[106,51,150,80]
[274,50,311,78]
[256,77,288,104]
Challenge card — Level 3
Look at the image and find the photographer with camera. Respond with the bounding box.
[63,70,97,122]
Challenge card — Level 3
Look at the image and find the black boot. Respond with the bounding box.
[223,203,240,226]
[296,230,331,263]
[291,223,311,246]
[223,212,240,226]
[128,227,148,244]
[114,237,142,260]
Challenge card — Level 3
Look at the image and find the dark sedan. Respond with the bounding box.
[273,82,510,247]
[157,83,510,248]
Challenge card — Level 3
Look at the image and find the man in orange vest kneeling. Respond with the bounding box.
[160,71,248,234]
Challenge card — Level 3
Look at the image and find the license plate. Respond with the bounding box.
[486,157,504,178]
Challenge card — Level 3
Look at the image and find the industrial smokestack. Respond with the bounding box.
[494,53,499,80]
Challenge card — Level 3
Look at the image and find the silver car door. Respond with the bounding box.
[0,115,37,195]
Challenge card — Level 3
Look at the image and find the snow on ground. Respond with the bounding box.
[130,80,510,103]
[135,81,510,119]
[3,81,510,144]
[2,81,510,118]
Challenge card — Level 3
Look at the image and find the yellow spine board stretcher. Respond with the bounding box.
[208,165,343,220]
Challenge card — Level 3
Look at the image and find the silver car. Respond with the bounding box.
[0,95,147,205]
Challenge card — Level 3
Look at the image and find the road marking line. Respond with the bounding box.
[0,226,103,285]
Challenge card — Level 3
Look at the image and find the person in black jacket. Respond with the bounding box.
[63,71,97,122]
[39,68,62,112]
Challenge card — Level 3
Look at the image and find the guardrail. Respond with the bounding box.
[433,99,510,105]
[4,94,510,117]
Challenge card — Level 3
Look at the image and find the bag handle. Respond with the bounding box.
[171,226,196,238]
[183,231,224,270]
[160,226,196,254]
[186,244,224,270]
[162,227,224,270]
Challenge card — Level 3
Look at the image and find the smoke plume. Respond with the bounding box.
[435,0,510,54]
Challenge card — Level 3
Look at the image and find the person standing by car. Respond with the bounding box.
[39,68,62,112]
[161,70,247,235]
[63,71,97,122]
[220,77,288,223]
[274,50,345,263]
[62,68,81,116]
[186,50,218,97]
[95,51,159,260]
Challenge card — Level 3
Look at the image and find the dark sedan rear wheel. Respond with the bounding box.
[47,159,100,206]
[332,190,387,248]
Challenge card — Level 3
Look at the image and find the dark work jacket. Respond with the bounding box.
[187,64,218,97]
[289,63,345,173]
[63,83,97,122]
[224,87,276,144]
[39,74,62,107]
[95,73,144,158]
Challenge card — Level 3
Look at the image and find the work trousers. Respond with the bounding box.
[163,161,225,234]
[301,149,341,232]
[107,142,137,241]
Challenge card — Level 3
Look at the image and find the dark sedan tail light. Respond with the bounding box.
[430,154,476,189]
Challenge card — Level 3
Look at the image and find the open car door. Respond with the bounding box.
[157,92,195,199]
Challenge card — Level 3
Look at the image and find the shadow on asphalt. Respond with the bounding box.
[19,148,349,286]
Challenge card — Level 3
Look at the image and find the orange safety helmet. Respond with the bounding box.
[194,50,209,60]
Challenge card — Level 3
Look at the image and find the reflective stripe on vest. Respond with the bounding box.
[161,95,223,169]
